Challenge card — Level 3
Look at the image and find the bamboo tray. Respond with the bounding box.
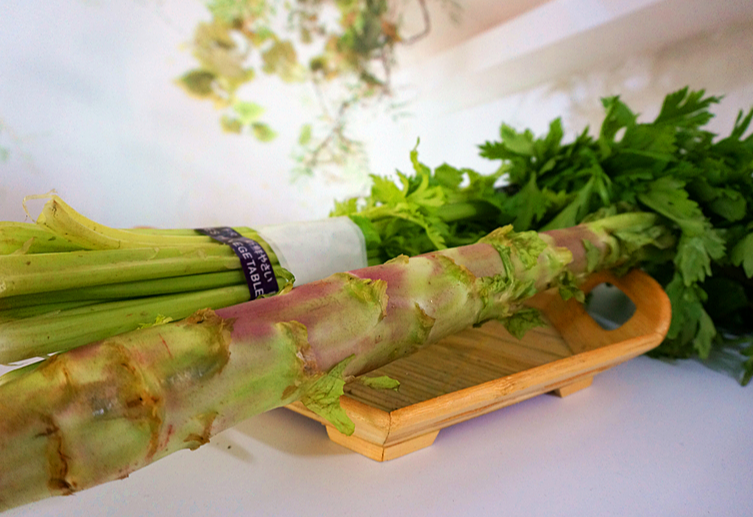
[287,269,671,461]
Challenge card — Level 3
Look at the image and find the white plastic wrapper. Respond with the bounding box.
[256,217,368,286]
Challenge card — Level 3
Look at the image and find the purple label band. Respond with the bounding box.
[197,227,279,300]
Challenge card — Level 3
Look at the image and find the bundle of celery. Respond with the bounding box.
[0,196,295,363]
[0,212,671,511]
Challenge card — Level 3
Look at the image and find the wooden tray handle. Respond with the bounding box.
[527,269,672,354]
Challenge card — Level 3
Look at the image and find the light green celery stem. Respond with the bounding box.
[0,223,261,255]
[34,196,283,269]
[2,289,227,323]
[0,301,100,322]
[34,196,232,251]
[0,217,663,510]
[0,270,245,310]
[0,285,251,364]
[437,201,497,223]
[0,214,273,260]
[0,222,82,255]
[0,246,287,298]
[585,212,660,235]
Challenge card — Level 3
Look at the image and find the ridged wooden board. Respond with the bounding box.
[287,269,671,461]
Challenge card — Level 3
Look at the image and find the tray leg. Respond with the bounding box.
[325,427,440,462]
[552,376,593,398]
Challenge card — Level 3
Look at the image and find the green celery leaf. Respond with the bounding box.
[674,231,726,286]
[499,124,535,156]
[358,375,400,391]
[406,172,445,209]
[621,123,677,157]
[503,174,549,231]
[599,95,637,142]
[434,163,464,190]
[331,197,359,216]
[557,270,585,303]
[730,107,753,140]
[501,307,547,339]
[693,309,716,358]
[137,314,174,329]
[654,87,720,129]
[731,233,753,278]
[410,142,432,176]
[708,188,747,222]
[637,177,706,235]
[743,345,753,386]
[370,174,405,204]
[541,118,564,157]
[542,174,596,230]
[479,125,536,160]
[508,230,548,270]
[348,215,382,248]
[300,356,355,436]
[664,273,716,358]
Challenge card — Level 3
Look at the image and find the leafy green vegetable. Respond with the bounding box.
[500,308,547,339]
[358,375,400,391]
[333,142,506,263]
[300,355,355,436]
[731,232,753,278]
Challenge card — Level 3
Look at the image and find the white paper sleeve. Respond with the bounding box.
[256,217,368,286]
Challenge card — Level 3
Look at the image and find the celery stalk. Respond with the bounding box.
[0,270,245,310]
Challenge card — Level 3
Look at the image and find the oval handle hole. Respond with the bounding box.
[585,282,636,330]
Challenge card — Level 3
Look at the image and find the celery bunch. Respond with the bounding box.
[0,196,294,363]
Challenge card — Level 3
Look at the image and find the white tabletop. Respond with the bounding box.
[6,355,752,517]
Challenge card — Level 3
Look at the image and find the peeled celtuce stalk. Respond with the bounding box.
[0,215,670,511]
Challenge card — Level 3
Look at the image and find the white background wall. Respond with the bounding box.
[2,0,752,229]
